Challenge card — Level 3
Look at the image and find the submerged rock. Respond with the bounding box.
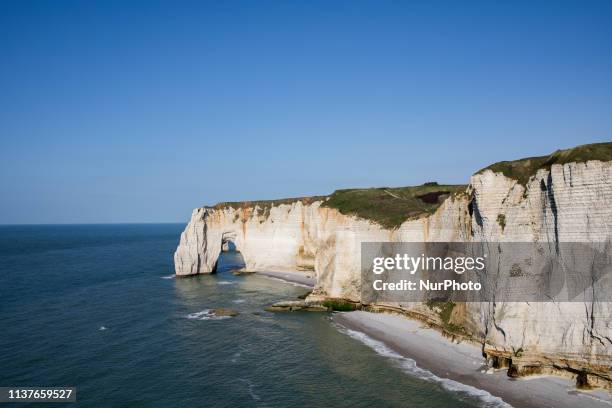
[232,269,255,275]
[212,308,239,317]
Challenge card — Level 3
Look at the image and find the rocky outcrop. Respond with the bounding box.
[174,145,612,388]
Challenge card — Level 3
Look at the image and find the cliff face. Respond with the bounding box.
[466,161,612,385]
[174,156,612,386]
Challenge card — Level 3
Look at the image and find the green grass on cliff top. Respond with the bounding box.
[212,182,467,229]
[321,183,466,229]
[476,142,612,186]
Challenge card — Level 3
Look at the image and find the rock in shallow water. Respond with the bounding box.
[265,300,329,312]
[232,269,255,275]
[212,308,239,317]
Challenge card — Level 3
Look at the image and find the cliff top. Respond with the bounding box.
[476,141,612,185]
[210,183,467,229]
[211,196,327,211]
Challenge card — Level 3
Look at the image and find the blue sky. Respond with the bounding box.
[1,1,611,224]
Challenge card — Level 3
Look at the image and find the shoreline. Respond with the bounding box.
[333,311,612,408]
[255,270,315,288]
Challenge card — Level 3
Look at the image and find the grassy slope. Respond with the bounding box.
[476,142,612,185]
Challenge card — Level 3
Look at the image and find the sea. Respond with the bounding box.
[0,224,497,407]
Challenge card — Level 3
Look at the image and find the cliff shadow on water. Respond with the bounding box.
[213,242,246,274]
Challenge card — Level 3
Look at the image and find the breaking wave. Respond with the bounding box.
[186,309,231,321]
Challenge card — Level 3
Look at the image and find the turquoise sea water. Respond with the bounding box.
[0,224,488,407]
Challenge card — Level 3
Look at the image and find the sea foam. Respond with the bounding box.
[186,309,231,321]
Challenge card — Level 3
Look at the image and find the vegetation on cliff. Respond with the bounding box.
[425,300,467,336]
[476,142,612,186]
[321,298,359,311]
[322,183,467,229]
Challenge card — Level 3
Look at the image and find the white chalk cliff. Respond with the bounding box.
[175,147,612,388]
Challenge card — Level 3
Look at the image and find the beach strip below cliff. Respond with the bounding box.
[256,271,315,288]
[333,311,612,408]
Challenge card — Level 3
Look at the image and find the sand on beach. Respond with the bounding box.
[333,311,612,408]
[256,270,315,288]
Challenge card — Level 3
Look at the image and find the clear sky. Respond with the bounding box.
[1,1,611,224]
